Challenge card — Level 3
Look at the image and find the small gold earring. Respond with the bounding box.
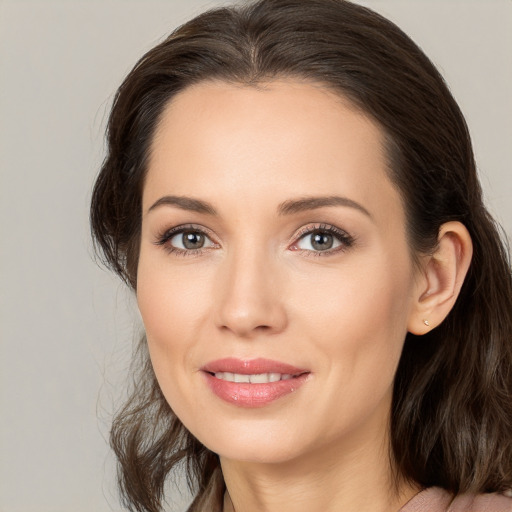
[423,320,430,326]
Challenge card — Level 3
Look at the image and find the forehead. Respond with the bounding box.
[144,79,402,224]
[151,79,383,165]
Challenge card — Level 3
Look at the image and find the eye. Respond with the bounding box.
[155,225,217,255]
[292,224,354,255]
[169,230,215,250]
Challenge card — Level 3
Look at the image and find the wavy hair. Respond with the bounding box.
[90,1,512,510]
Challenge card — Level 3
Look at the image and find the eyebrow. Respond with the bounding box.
[277,195,372,218]
[147,194,372,218]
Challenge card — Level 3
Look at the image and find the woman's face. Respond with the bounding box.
[137,80,423,464]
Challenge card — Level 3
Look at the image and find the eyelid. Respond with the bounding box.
[293,222,349,240]
[155,223,217,242]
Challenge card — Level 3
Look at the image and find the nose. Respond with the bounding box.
[214,246,288,338]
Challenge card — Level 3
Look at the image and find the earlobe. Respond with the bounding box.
[408,221,473,335]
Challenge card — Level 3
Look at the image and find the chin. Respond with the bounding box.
[215,440,303,465]
[188,415,314,464]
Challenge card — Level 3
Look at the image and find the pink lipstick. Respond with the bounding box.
[201,358,310,408]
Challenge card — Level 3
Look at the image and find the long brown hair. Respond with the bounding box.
[90,1,512,510]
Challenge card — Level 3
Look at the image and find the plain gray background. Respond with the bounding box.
[1,1,511,511]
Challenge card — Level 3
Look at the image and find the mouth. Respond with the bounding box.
[210,372,297,383]
[200,358,311,407]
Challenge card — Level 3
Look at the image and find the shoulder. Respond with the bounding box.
[450,489,512,512]
[400,487,512,512]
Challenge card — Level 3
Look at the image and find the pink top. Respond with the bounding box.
[400,487,512,512]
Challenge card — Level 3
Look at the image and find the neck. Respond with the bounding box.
[220,412,420,512]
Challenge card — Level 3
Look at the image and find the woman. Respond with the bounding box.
[90,0,512,511]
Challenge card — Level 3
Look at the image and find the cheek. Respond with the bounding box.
[136,259,180,364]
[299,255,414,384]
[292,258,413,441]
[303,255,411,332]
[135,257,209,426]
[136,254,214,374]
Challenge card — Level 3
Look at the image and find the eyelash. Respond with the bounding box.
[154,223,355,258]
[291,223,355,257]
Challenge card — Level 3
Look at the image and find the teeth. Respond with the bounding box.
[249,373,270,383]
[214,372,294,383]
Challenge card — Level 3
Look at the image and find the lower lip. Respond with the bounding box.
[203,372,310,408]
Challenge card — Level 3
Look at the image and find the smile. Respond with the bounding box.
[201,358,311,407]
[213,372,295,383]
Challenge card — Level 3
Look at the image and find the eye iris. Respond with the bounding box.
[311,232,333,251]
[182,231,205,249]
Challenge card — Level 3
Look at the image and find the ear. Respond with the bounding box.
[408,221,473,335]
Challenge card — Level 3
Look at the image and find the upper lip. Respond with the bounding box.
[201,358,309,375]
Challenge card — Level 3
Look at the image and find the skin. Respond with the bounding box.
[137,80,472,512]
